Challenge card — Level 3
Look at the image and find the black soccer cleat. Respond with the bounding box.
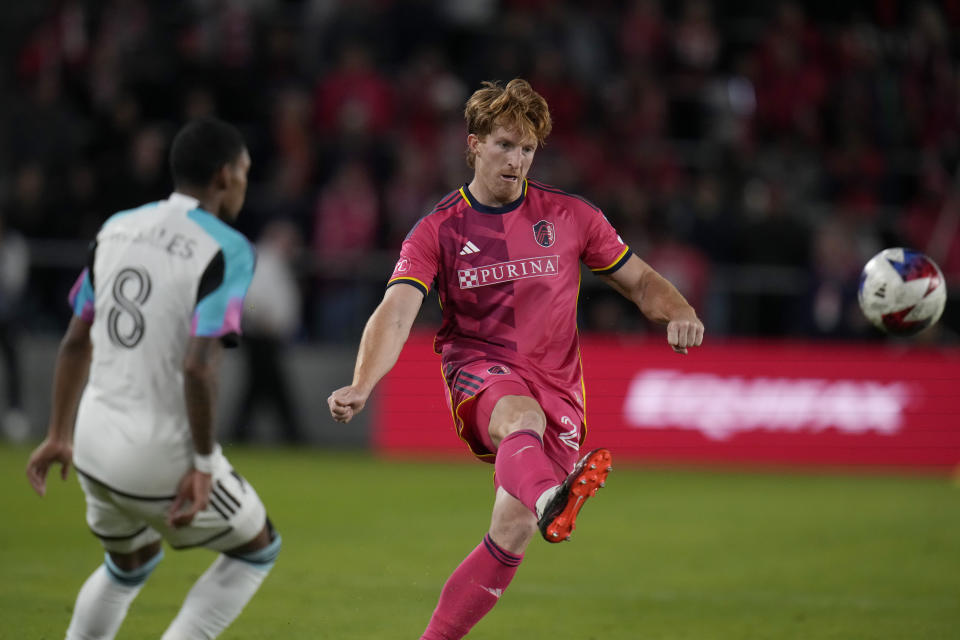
[537,448,612,543]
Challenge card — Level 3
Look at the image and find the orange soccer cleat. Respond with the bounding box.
[537,448,612,543]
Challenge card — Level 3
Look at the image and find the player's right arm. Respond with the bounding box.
[27,250,97,496]
[26,315,92,496]
[328,283,425,423]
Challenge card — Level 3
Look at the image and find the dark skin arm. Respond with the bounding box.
[26,316,93,495]
[167,336,222,527]
[600,254,704,353]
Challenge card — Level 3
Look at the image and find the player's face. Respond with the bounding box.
[469,125,537,206]
[221,149,251,221]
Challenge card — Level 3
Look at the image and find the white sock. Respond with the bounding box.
[161,536,280,640]
[66,552,163,640]
[535,485,561,520]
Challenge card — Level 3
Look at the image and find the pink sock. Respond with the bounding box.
[420,534,522,640]
[494,429,560,515]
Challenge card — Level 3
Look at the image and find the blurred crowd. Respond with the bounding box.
[1,0,959,343]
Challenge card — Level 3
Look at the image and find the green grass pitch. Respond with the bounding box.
[2,443,958,639]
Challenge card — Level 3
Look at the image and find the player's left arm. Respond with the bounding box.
[599,254,704,354]
[167,335,222,528]
[169,234,253,527]
[182,336,222,461]
[26,315,92,495]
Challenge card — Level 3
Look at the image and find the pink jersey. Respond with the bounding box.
[388,179,631,407]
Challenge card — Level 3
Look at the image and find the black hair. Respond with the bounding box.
[169,118,246,188]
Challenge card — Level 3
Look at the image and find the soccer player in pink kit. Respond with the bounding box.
[328,79,704,638]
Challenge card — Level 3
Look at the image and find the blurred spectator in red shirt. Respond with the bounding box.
[313,42,394,137]
[902,4,959,150]
[312,160,380,257]
[753,2,828,142]
[529,47,587,138]
[620,0,668,67]
[384,140,434,248]
[311,160,381,339]
[394,47,466,148]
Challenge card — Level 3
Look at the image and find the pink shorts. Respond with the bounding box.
[446,359,584,482]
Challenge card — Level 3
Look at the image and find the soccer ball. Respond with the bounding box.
[857,248,947,336]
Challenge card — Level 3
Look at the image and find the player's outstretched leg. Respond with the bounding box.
[421,490,532,640]
[537,448,612,543]
[161,529,281,640]
[66,549,164,640]
[420,533,523,640]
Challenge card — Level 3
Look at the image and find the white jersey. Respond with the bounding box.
[68,193,255,497]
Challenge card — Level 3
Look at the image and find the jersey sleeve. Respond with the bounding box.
[67,240,98,322]
[191,235,255,346]
[580,205,632,275]
[68,268,95,322]
[386,216,439,296]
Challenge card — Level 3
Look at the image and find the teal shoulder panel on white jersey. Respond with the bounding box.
[186,208,255,340]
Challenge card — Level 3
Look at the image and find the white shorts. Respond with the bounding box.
[77,453,268,554]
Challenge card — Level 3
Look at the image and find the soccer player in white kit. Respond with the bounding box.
[26,118,281,640]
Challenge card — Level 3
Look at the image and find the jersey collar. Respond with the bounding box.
[459,180,527,215]
[169,192,220,219]
[169,192,201,209]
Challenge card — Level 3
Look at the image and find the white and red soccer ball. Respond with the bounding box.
[858,248,947,336]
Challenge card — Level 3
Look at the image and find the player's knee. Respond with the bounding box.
[490,512,538,553]
[513,408,546,433]
[107,540,163,573]
[103,548,164,587]
[489,398,546,445]
[227,528,282,571]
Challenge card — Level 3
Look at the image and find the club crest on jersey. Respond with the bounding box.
[458,256,560,289]
[533,220,556,247]
[487,365,511,375]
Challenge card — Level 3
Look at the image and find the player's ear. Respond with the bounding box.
[213,163,231,190]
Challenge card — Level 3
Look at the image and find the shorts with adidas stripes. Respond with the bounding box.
[77,452,267,554]
[446,359,583,481]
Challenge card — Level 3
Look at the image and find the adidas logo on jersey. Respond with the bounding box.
[460,241,480,255]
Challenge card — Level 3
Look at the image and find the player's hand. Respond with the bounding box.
[328,386,368,424]
[26,437,73,496]
[166,469,212,528]
[667,316,704,354]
